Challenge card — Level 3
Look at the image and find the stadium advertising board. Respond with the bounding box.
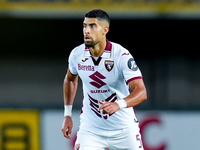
[41,110,200,150]
[0,0,200,18]
[0,110,40,150]
[0,110,199,150]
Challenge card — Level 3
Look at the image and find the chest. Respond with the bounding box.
[76,56,120,89]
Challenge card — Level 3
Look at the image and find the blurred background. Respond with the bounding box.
[0,0,200,150]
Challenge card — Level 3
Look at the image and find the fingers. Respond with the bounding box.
[61,116,73,139]
[61,127,67,138]
[98,100,109,111]
[66,128,72,139]
[98,100,104,111]
[62,126,72,139]
[98,100,104,104]
[61,125,70,139]
[98,101,119,115]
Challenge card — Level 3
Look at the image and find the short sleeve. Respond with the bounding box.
[118,50,142,84]
[68,50,78,75]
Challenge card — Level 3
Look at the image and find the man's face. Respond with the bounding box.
[83,17,108,47]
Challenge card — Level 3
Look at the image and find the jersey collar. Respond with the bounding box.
[84,39,112,58]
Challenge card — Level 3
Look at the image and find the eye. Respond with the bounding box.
[91,25,95,28]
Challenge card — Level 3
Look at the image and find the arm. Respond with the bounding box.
[124,78,147,107]
[99,78,147,114]
[63,70,78,105]
[61,69,78,139]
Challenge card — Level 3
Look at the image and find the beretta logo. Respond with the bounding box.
[104,60,114,72]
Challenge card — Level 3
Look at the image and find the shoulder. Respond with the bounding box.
[111,42,132,59]
[70,43,85,57]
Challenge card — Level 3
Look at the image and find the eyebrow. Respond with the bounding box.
[83,23,97,26]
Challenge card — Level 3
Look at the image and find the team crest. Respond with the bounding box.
[104,60,114,72]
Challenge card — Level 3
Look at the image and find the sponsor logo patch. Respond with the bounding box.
[89,71,106,89]
[78,63,94,71]
[82,58,88,62]
[128,58,138,71]
[122,52,130,56]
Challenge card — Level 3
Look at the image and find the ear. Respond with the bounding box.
[102,27,109,35]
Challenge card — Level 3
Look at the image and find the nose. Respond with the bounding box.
[84,26,90,35]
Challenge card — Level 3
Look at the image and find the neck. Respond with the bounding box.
[89,38,107,57]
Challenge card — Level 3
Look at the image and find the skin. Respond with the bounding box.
[83,17,109,57]
[61,17,147,139]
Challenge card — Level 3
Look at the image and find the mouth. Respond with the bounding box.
[84,36,92,42]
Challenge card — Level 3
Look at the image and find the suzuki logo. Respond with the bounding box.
[89,71,106,88]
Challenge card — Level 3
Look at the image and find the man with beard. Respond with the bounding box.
[61,9,147,150]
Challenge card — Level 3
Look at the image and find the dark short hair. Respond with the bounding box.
[85,9,110,26]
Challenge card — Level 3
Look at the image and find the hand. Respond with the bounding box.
[98,101,120,115]
[61,116,73,139]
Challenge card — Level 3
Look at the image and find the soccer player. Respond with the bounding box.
[61,9,147,150]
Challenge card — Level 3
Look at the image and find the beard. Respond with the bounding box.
[84,39,100,48]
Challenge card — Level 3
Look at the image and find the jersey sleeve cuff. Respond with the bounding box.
[69,69,78,76]
[126,76,143,84]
